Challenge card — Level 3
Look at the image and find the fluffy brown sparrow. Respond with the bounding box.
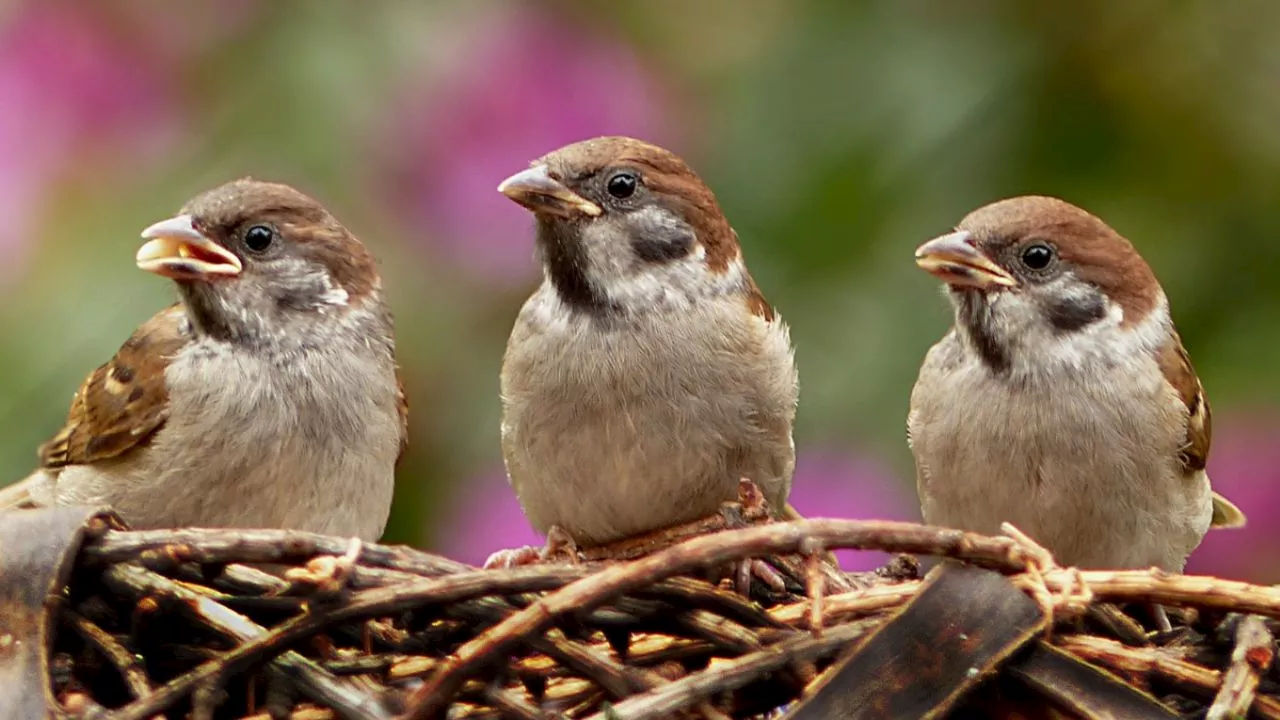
[493,136,799,557]
[0,179,407,540]
[909,195,1245,576]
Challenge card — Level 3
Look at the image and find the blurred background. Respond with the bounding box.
[1,1,1278,580]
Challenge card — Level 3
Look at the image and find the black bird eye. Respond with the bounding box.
[244,225,274,252]
[1021,243,1054,270]
[606,172,638,199]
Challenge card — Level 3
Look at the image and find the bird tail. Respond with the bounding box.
[1210,490,1247,529]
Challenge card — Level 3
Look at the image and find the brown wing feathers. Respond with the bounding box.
[38,305,188,469]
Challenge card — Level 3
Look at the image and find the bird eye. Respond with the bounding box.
[606,172,638,199]
[244,225,274,253]
[1020,243,1054,270]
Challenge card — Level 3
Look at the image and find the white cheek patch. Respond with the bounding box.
[315,278,350,309]
[996,283,1169,377]
[573,206,746,313]
[272,258,351,311]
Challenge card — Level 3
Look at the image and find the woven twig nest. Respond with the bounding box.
[3,504,1280,720]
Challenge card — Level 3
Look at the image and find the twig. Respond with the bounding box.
[802,538,827,638]
[102,565,392,720]
[108,564,649,719]
[635,576,785,629]
[1207,615,1275,720]
[1060,570,1280,616]
[401,520,1031,719]
[64,610,153,703]
[769,582,920,627]
[580,619,879,720]
[479,683,545,720]
[85,528,474,577]
[240,707,336,720]
[1056,635,1280,719]
[51,518,1280,719]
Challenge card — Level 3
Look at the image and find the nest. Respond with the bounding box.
[4,503,1280,720]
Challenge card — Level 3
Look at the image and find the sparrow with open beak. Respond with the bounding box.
[0,179,407,540]
[490,136,800,565]
[909,196,1244,589]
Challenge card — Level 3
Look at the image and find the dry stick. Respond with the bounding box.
[102,565,393,720]
[64,610,154,703]
[802,539,826,638]
[240,708,336,720]
[1060,570,1280,616]
[92,528,614,668]
[770,568,1280,631]
[582,618,879,720]
[82,522,1280,718]
[1207,615,1275,720]
[696,701,734,720]
[675,609,767,655]
[479,684,544,720]
[1056,635,1280,720]
[770,583,921,627]
[107,566,648,720]
[528,629,652,699]
[86,528,476,577]
[634,576,785,630]
[400,520,1030,719]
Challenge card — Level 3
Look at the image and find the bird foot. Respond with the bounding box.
[284,537,362,597]
[575,479,775,564]
[483,526,581,569]
[734,558,790,596]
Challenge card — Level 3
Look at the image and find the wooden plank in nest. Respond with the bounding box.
[782,562,1045,719]
[0,506,113,720]
[1007,641,1179,719]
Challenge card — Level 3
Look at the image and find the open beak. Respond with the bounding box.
[914,230,1017,290]
[497,165,602,218]
[136,214,242,280]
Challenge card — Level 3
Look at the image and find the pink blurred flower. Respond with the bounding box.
[101,1,263,65]
[0,4,181,282]
[383,6,675,285]
[431,447,917,572]
[786,449,919,571]
[430,467,539,566]
[1186,411,1280,583]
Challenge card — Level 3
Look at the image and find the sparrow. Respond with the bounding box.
[494,136,800,555]
[908,195,1245,577]
[0,178,407,540]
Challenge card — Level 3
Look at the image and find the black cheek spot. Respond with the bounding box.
[631,226,694,263]
[127,386,146,403]
[1045,293,1108,333]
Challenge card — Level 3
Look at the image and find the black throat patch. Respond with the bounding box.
[954,291,1011,375]
[536,219,617,315]
[178,282,243,344]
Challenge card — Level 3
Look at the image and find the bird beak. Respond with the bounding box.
[497,165,602,218]
[914,230,1017,290]
[136,214,242,280]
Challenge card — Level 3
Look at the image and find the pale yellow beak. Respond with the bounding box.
[497,165,602,218]
[136,214,242,280]
[914,230,1017,290]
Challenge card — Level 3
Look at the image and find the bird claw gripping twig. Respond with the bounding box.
[483,526,581,569]
[284,537,363,598]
